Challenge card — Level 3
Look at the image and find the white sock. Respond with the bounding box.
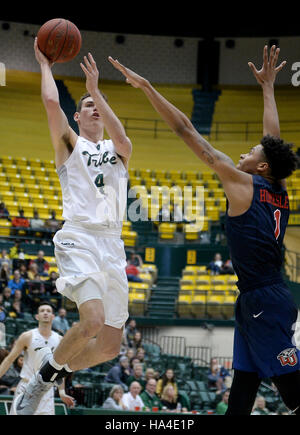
[64,363,73,373]
[49,356,64,372]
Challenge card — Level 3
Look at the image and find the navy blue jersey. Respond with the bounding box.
[225,175,289,293]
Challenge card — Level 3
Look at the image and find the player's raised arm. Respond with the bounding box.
[34,38,77,167]
[248,45,286,138]
[80,53,132,167]
[248,45,287,187]
[0,331,31,379]
[108,57,242,175]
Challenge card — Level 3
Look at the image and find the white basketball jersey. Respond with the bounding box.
[20,328,61,381]
[57,136,128,232]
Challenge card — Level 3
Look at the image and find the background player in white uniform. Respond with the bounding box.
[0,303,74,415]
[14,40,133,414]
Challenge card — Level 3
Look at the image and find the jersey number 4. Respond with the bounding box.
[274,209,281,240]
[94,172,105,188]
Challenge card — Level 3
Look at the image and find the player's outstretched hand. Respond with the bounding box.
[108,57,149,89]
[80,53,99,95]
[248,45,286,86]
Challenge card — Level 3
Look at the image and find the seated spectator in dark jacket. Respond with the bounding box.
[207,357,231,394]
[7,270,26,296]
[1,287,14,313]
[160,385,187,412]
[104,356,130,391]
[206,253,223,275]
[126,363,146,391]
[220,258,235,275]
[0,262,10,289]
[32,250,49,277]
[44,271,59,295]
[140,379,162,411]
[0,202,10,220]
[10,289,25,319]
[125,319,137,348]
[52,308,70,335]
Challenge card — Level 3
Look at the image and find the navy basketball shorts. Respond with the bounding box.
[233,283,300,378]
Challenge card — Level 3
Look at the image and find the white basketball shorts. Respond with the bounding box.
[53,222,129,329]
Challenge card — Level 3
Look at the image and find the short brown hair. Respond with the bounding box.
[76,91,108,112]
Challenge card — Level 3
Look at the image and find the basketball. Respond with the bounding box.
[37,18,82,63]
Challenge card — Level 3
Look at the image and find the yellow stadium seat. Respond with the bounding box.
[177,294,193,318]
[0,220,12,236]
[191,294,207,318]
[158,223,176,239]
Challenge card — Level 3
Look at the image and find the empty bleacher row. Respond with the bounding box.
[177,265,238,320]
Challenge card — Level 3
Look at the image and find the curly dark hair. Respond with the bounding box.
[261,135,299,180]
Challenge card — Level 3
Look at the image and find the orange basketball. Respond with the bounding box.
[37,18,82,63]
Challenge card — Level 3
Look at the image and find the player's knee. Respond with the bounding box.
[79,317,104,339]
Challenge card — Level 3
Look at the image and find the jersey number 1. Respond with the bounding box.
[274,209,281,240]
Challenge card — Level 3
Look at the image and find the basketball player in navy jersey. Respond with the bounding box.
[109,45,300,415]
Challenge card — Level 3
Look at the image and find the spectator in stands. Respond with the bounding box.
[52,308,70,335]
[122,381,145,411]
[45,210,61,233]
[1,287,13,314]
[125,318,137,347]
[130,331,143,352]
[0,202,10,220]
[220,258,235,275]
[30,210,45,235]
[129,357,141,375]
[0,262,10,289]
[18,263,29,281]
[126,262,143,282]
[32,250,49,277]
[0,349,10,394]
[7,270,26,296]
[9,241,25,262]
[145,367,156,381]
[10,289,25,319]
[126,362,146,391]
[104,356,130,391]
[26,279,46,313]
[27,262,40,282]
[156,368,178,400]
[44,271,59,295]
[206,253,223,275]
[0,354,24,395]
[251,395,270,415]
[0,249,12,269]
[0,303,6,322]
[160,385,186,412]
[207,357,231,394]
[11,209,30,234]
[102,385,127,411]
[125,347,135,361]
[127,252,143,270]
[140,378,162,411]
[215,389,230,415]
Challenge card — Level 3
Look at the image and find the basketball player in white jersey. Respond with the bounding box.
[0,303,74,415]
[14,39,132,414]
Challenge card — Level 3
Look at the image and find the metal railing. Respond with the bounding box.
[119,117,300,141]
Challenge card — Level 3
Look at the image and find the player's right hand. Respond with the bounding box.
[108,57,149,89]
[34,38,54,67]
